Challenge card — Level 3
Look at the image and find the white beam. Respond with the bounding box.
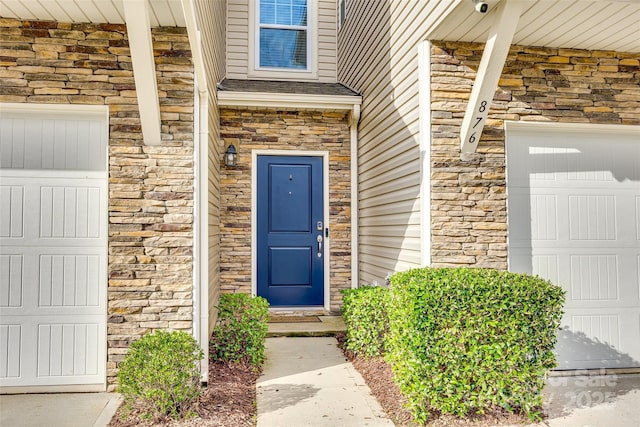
[123,0,162,145]
[459,0,523,153]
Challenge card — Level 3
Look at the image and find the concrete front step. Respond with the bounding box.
[267,315,346,337]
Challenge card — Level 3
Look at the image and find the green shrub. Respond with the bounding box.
[342,286,389,357]
[117,330,204,420]
[210,293,269,367]
[386,267,565,423]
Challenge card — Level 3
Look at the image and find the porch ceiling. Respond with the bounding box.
[0,0,193,146]
[429,0,640,53]
[0,0,186,27]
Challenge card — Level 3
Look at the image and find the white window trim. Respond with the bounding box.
[249,0,319,81]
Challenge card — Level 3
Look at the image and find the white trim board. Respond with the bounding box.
[218,91,362,111]
[251,150,331,311]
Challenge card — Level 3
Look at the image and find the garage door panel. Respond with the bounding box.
[521,250,639,308]
[0,324,22,379]
[39,254,101,308]
[1,114,106,171]
[507,192,559,243]
[507,132,640,185]
[0,185,24,238]
[1,177,105,247]
[0,254,23,308]
[556,311,640,370]
[568,195,616,240]
[40,185,102,239]
[570,255,619,301]
[37,323,100,378]
[1,316,104,386]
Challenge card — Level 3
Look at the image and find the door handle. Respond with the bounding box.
[317,234,323,258]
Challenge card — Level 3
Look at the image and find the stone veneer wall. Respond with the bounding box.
[430,41,640,269]
[0,19,195,391]
[219,108,351,311]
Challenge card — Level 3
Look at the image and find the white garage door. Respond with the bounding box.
[0,105,108,390]
[507,123,640,370]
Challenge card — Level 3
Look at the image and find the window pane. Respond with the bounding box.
[260,0,307,26]
[260,0,276,24]
[259,28,307,69]
[293,6,306,25]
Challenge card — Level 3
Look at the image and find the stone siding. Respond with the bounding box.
[220,109,351,311]
[0,18,195,391]
[430,41,640,269]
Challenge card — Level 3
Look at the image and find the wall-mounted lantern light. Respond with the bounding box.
[224,144,237,168]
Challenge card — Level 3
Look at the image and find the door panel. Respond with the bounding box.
[257,156,324,306]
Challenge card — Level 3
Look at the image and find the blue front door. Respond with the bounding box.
[257,155,324,306]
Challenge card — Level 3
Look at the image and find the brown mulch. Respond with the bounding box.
[335,333,533,427]
[108,360,259,427]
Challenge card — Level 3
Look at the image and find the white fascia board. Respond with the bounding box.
[217,91,362,110]
[123,0,162,145]
[459,0,523,153]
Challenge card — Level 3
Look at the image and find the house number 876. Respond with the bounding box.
[468,100,488,145]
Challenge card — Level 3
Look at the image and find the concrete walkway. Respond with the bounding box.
[544,373,640,427]
[0,392,121,427]
[256,337,394,427]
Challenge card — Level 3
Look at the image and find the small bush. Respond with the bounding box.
[342,286,389,357]
[210,293,269,367]
[386,267,565,423]
[117,330,204,421]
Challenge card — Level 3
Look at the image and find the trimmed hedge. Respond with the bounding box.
[342,286,389,357]
[210,293,269,367]
[117,330,204,420]
[385,267,565,422]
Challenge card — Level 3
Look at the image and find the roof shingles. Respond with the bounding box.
[217,79,360,97]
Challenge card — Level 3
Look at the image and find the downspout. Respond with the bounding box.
[181,0,209,382]
[350,104,361,289]
[419,41,431,267]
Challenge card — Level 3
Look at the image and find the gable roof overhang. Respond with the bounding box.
[427,0,640,154]
[0,0,204,146]
[217,79,362,112]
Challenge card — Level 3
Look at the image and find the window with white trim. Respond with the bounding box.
[338,0,346,30]
[258,0,309,70]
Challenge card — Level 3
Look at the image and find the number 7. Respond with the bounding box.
[473,117,482,128]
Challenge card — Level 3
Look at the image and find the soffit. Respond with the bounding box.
[0,0,186,27]
[429,0,640,53]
